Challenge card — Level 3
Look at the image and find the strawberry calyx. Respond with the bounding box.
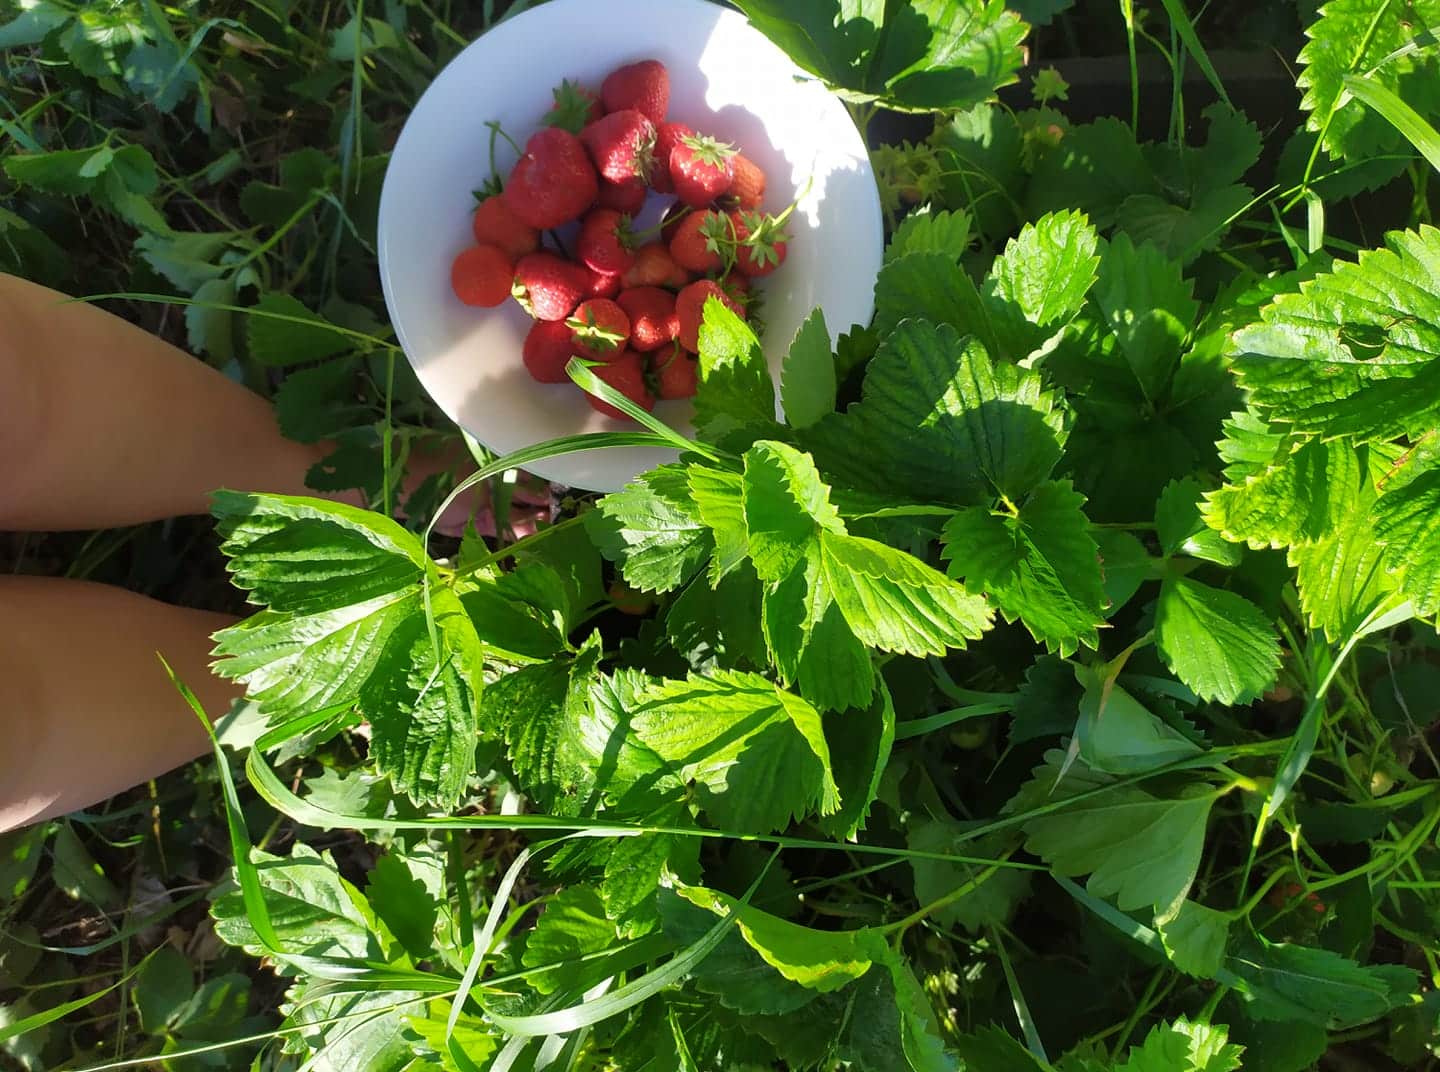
[566,308,627,354]
[699,212,739,265]
[613,214,639,250]
[632,125,659,183]
[511,277,534,316]
[679,133,737,169]
[543,78,599,135]
[737,209,789,269]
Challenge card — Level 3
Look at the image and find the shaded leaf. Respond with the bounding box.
[780,308,837,430]
[886,207,972,262]
[733,0,1026,113]
[1156,477,1242,567]
[1228,936,1417,1029]
[807,321,1068,506]
[522,885,619,995]
[1157,900,1231,979]
[1022,776,1219,914]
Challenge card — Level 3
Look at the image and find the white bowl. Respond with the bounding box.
[377,0,883,491]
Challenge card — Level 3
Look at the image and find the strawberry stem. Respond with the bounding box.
[485,119,523,159]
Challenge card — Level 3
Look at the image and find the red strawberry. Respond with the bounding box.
[580,110,656,184]
[543,78,602,134]
[513,251,588,321]
[669,209,729,274]
[451,244,513,307]
[578,208,636,275]
[670,133,736,208]
[622,242,692,289]
[601,59,669,125]
[585,350,655,419]
[472,195,539,260]
[675,278,745,352]
[504,128,599,230]
[652,344,699,399]
[650,121,694,194]
[523,320,577,383]
[726,153,767,210]
[597,177,647,215]
[585,266,623,300]
[616,286,678,351]
[732,209,789,278]
[567,298,631,360]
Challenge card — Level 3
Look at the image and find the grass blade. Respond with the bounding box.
[1155,0,1232,107]
[1344,73,1440,172]
[566,356,719,461]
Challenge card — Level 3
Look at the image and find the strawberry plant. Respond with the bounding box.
[9,1,1440,1070]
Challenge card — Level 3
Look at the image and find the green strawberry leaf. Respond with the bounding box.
[1298,0,1440,162]
[942,479,1106,655]
[1227,935,1417,1029]
[666,564,768,670]
[816,682,895,841]
[1019,758,1220,914]
[248,292,354,367]
[1157,900,1231,979]
[1092,232,1198,402]
[1375,464,1440,615]
[1232,225,1440,442]
[357,586,483,807]
[587,464,714,594]
[212,494,480,803]
[211,843,378,959]
[779,308,837,430]
[908,821,1031,932]
[521,885,621,995]
[886,207,973,262]
[1155,477,1243,567]
[982,208,1100,361]
[1113,1017,1244,1072]
[1290,467,1401,641]
[686,464,749,585]
[629,670,839,833]
[659,888,821,1016]
[1204,430,1362,549]
[762,554,877,713]
[675,883,885,992]
[1154,576,1281,705]
[695,297,780,448]
[953,1027,1048,1071]
[365,849,441,962]
[1073,665,1204,775]
[733,0,1027,114]
[1026,117,1158,227]
[493,639,672,818]
[806,320,1069,506]
[213,491,426,613]
[1117,185,1254,265]
[820,530,993,656]
[742,440,845,583]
